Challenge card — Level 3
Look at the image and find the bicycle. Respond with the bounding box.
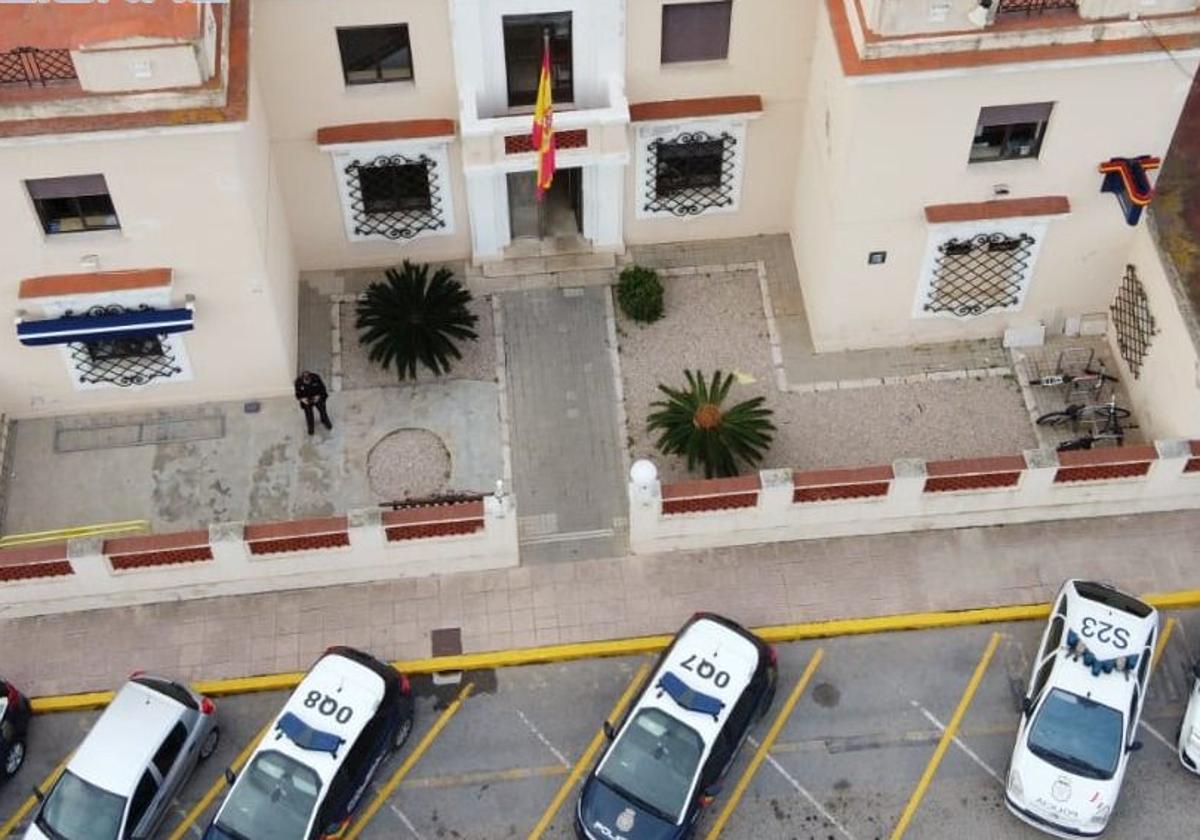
[1028,360,1118,401]
[1036,396,1133,450]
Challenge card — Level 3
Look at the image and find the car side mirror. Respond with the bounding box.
[1192,662,1200,680]
[1128,740,1143,753]
[223,768,237,785]
[602,721,615,740]
[1021,697,1033,716]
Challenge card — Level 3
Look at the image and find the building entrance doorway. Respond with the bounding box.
[507,167,582,240]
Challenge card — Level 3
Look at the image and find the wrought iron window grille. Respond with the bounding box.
[344,154,445,240]
[995,0,1078,15]
[1110,265,1158,379]
[644,131,737,217]
[0,47,77,87]
[62,305,184,388]
[924,232,1035,317]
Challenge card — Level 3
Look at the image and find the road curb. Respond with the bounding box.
[28,589,1200,713]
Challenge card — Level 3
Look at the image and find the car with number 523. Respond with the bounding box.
[203,646,414,840]
[1005,579,1158,838]
[576,612,777,840]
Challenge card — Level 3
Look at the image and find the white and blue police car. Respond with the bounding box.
[576,613,777,840]
[203,646,413,840]
[1177,656,1200,775]
[1005,579,1158,838]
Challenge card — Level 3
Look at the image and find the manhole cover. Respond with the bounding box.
[367,428,451,501]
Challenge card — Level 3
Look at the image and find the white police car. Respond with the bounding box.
[576,613,777,840]
[1005,580,1158,838]
[1177,657,1200,774]
[203,646,413,840]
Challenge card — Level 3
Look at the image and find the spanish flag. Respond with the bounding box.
[532,37,555,200]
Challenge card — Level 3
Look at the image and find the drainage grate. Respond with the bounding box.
[1110,264,1158,379]
[54,415,226,453]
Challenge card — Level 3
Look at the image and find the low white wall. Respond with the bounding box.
[0,496,518,619]
[629,443,1199,554]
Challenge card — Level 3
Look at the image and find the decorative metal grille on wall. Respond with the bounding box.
[923,232,1035,317]
[343,153,445,240]
[996,0,1078,15]
[0,47,77,86]
[64,305,184,388]
[643,131,737,217]
[1110,264,1158,379]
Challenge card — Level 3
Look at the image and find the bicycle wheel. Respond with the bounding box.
[1084,404,1131,422]
[1036,410,1076,427]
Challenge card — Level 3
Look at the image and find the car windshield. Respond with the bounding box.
[596,708,705,823]
[37,770,126,840]
[215,750,321,840]
[1027,688,1124,780]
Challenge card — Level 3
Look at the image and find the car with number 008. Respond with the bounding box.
[1005,579,1158,838]
[576,612,777,840]
[203,646,414,840]
[25,673,219,840]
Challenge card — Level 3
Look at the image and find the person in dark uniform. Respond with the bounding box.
[294,370,332,434]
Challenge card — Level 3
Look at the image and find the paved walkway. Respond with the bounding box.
[4,509,1197,697]
[501,287,627,563]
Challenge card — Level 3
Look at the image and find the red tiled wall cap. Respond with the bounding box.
[316,120,457,146]
[924,456,1027,477]
[0,542,69,568]
[19,268,171,300]
[382,501,485,527]
[103,529,209,557]
[792,465,894,487]
[244,516,350,542]
[661,474,762,499]
[924,196,1070,224]
[1056,444,1158,467]
[629,95,763,123]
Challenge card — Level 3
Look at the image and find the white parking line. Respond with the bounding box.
[1140,720,1175,751]
[748,736,857,840]
[516,708,571,767]
[388,802,426,840]
[911,701,1003,784]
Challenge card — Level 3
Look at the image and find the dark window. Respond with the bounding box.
[132,676,198,710]
[124,771,158,838]
[1031,656,1055,702]
[358,163,432,213]
[662,1,733,63]
[970,102,1053,162]
[503,12,572,108]
[1041,616,1064,661]
[87,337,164,362]
[26,174,119,234]
[336,24,413,85]
[656,140,723,196]
[1128,689,1139,744]
[152,722,188,777]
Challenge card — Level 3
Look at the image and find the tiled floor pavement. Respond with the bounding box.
[4,508,1198,697]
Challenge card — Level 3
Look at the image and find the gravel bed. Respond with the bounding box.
[339,295,496,389]
[366,428,452,501]
[616,269,1037,482]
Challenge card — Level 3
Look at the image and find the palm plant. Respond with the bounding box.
[647,370,775,478]
[356,260,479,381]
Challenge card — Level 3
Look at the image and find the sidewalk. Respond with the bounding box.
[4,508,1196,697]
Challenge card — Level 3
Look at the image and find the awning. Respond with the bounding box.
[17,304,194,347]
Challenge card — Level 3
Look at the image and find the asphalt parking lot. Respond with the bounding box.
[2,610,1198,840]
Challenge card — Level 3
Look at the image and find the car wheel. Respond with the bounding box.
[393,716,413,751]
[3,739,25,778]
[199,726,220,761]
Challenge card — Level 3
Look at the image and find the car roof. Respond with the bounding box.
[69,680,186,795]
[250,652,386,788]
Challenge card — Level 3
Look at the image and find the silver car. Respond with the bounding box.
[25,673,219,840]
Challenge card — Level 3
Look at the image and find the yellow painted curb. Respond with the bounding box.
[27,591,1200,714]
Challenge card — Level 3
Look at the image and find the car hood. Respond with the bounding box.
[1009,746,1118,829]
[578,777,680,840]
[21,822,51,840]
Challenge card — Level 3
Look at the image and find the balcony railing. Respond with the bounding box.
[0,47,77,87]
[995,0,1079,15]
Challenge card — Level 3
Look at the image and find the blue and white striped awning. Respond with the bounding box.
[16,304,194,347]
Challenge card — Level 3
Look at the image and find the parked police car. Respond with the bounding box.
[204,646,414,840]
[0,678,32,781]
[1005,579,1158,838]
[576,613,777,840]
[1177,657,1200,774]
[26,673,219,840]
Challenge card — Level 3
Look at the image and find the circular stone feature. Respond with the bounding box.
[367,428,452,501]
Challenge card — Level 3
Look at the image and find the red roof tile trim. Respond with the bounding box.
[103,530,209,557]
[316,120,457,146]
[0,2,200,53]
[244,516,349,542]
[0,543,68,568]
[19,268,171,300]
[629,95,763,123]
[924,196,1071,224]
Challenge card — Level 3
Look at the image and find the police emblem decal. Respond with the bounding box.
[616,808,636,832]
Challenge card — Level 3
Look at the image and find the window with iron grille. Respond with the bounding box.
[336,24,413,85]
[60,306,185,388]
[1110,265,1158,379]
[26,174,119,235]
[922,232,1036,317]
[643,130,737,217]
[342,153,445,241]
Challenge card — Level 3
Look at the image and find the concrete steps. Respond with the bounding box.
[480,250,616,279]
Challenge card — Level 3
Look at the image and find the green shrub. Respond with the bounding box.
[617,265,664,323]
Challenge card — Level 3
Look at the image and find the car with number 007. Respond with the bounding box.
[576,612,777,840]
[203,646,413,840]
[1005,579,1159,838]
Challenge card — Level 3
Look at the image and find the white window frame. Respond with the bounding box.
[328,138,456,244]
[634,116,748,220]
[913,216,1050,320]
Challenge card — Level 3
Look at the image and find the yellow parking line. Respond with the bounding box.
[165,721,271,840]
[0,751,73,840]
[1152,617,1177,670]
[704,648,825,840]
[890,632,1002,840]
[344,682,475,840]
[527,662,651,840]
